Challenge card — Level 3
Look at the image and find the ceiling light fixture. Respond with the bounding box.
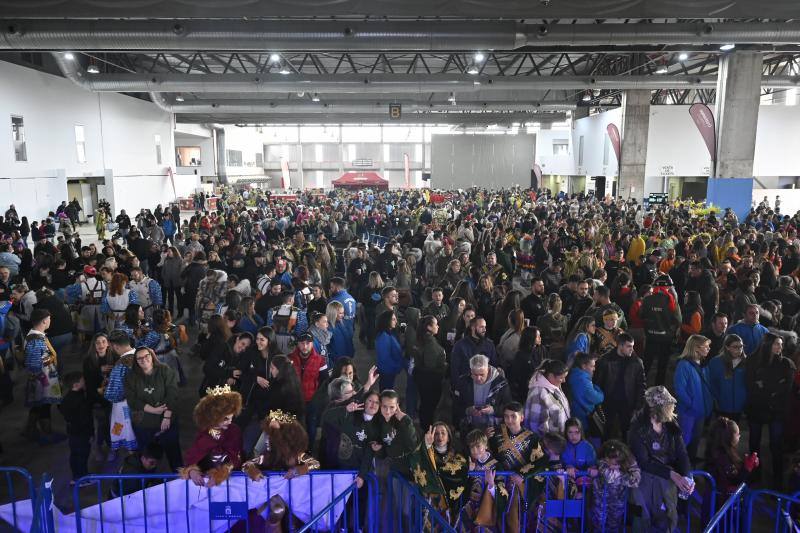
[64,52,75,60]
[467,67,479,75]
[582,91,592,102]
[474,52,485,62]
[269,53,281,62]
[678,52,689,61]
[656,66,668,74]
[473,80,481,86]
[87,64,100,74]
[279,68,291,75]
[312,93,320,102]
[720,43,735,51]
[175,95,184,102]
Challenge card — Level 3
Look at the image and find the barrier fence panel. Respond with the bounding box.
[72,470,366,533]
[745,490,800,533]
[703,483,747,533]
[0,467,36,532]
[388,469,718,533]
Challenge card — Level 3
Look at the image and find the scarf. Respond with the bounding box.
[309,324,332,347]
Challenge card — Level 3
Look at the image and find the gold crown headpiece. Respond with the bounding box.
[267,409,297,424]
[205,384,233,396]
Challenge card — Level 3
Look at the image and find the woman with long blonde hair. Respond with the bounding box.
[101,273,138,331]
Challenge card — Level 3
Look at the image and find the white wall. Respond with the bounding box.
[222,126,268,181]
[0,60,177,220]
[573,104,800,198]
[535,129,576,176]
[430,134,535,189]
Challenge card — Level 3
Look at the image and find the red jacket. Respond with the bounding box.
[289,347,328,403]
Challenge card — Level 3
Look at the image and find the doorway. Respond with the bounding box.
[67,178,101,223]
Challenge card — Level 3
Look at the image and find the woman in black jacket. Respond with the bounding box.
[745,333,796,489]
[264,354,306,424]
[198,316,235,395]
[509,327,548,402]
[83,333,116,460]
[236,327,278,429]
[627,386,693,533]
[411,315,447,431]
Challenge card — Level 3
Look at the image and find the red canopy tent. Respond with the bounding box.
[332,171,389,190]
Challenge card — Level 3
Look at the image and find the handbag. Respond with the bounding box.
[587,404,607,438]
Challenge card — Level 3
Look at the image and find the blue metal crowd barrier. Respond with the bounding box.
[0,466,36,532]
[745,489,800,533]
[71,470,373,533]
[388,469,718,533]
[297,474,379,533]
[703,483,747,532]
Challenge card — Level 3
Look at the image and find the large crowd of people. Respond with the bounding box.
[1,186,800,530]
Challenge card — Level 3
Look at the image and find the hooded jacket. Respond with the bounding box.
[594,347,646,413]
[673,358,713,419]
[524,371,571,436]
[566,366,605,431]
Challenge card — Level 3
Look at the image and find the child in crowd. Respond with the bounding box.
[561,418,597,481]
[591,440,641,533]
[535,432,571,532]
[111,442,165,497]
[462,429,501,529]
[58,371,94,485]
[706,416,759,495]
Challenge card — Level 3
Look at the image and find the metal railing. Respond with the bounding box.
[71,470,367,533]
[387,468,717,533]
[745,489,800,533]
[0,467,36,532]
[703,483,747,532]
[296,474,379,533]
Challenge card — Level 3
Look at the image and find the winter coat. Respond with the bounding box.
[566,366,605,431]
[673,358,713,419]
[524,371,571,436]
[450,335,499,383]
[161,256,184,288]
[328,321,354,361]
[508,345,548,402]
[745,354,796,421]
[627,411,690,481]
[726,321,769,356]
[707,354,747,414]
[376,330,404,375]
[594,349,646,414]
[288,346,329,403]
[452,366,512,431]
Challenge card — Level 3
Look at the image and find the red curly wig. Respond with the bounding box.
[193,391,243,431]
[260,419,309,469]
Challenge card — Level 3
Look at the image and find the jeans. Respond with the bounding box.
[678,411,705,463]
[133,420,183,471]
[749,419,785,489]
[68,434,91,479]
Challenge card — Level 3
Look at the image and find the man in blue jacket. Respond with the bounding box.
[450,316,498,386]
[566,352,604,433]
[673,334,713,463]
[726,304,768,356]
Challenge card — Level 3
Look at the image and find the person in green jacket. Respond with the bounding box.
[124,347,183,470]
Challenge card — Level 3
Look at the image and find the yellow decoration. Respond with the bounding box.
[498,482,508,498]
[449,486,465,500]
[441,455,466,475]
[412,464,428,487]
[268,409,297,424]
[205,384,233,396]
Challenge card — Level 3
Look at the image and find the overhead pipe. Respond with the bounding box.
[8,20,800,50]
[173,112,568,125]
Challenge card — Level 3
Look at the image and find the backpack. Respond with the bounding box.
[84,280,103,305]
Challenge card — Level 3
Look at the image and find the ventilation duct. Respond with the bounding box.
[7,20,800,50]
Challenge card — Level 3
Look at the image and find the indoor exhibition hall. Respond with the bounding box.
[1,1,800,532]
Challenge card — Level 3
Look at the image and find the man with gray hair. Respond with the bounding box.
[452,353,511,434]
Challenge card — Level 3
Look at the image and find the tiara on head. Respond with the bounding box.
[268,409,297,424]
[205,384,233,396]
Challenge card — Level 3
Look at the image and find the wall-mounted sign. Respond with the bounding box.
[660,165,675,176]
[389,104,402,119]
[649,193,669,206]
[352,159,373,167]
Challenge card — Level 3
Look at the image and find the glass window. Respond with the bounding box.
[11,116,26,162]
[341,126,382,143]
[382,125,423,143]
[553,140,569,156]
[255,152,264,167]
[176,146,202,167]
[226,149,243,167]
[154,134,162,164]
[265,144,299,162]
[299,126,340,143]
[75,125,86,163]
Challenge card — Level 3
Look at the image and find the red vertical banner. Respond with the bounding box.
[688,103,717,175]
[403,153,410,189]
[606,123,621,164]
